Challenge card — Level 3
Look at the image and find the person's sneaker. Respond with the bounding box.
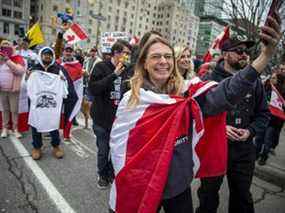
[52,146,64,159]
[97,176,110,189]
[13,130,22,138]
[64,137,71,142]
[269,149,276,156]
[31,148,42,160]
[1,128,8,138]
[72,118,79,126]
[258,156,267,166]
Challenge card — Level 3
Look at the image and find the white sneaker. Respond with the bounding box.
[13,130,22,138]
[1,128,8,138]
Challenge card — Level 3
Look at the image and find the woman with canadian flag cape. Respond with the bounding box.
[108,20,282,213]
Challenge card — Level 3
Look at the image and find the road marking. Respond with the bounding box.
[70,130,97,155]
[9,135,76,213]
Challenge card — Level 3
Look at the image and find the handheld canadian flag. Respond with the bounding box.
[203,26,230,63]
[63,23,88,44]
[269,84,285,120]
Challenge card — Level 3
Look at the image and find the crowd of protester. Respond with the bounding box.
[0,10,284,213]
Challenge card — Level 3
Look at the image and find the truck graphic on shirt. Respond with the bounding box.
[36,94,57,108]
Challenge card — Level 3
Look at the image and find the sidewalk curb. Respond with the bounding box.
[254,163,285,188]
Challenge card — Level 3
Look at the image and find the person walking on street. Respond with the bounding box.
[258,71,285,165]
[88,39,132,189]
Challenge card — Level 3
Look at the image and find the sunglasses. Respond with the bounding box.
[227,47,249,55]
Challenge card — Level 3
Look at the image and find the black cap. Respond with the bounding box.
[221,36,255,51]
[42,48,53,55]
[64,45,74,51]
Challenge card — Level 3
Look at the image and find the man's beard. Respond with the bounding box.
[43,60,52,66]
[229,59,247,71]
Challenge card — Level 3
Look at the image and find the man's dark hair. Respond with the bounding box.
[111,39,132,56]
[139,30,162,49]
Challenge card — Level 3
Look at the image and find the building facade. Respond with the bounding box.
[195,18,225,56]
[1,0,200,52]
[0,0,31,41]
[194,0,224,17]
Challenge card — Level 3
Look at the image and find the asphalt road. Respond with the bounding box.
[0,125,284,213]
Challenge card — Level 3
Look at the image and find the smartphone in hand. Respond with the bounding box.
[0,46,13,58]
[262,0,283,45]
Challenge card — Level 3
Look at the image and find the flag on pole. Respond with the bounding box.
[203,26,230,63]
[63,23,88,44]
[109,78,227,213]
[269,84,285,120]
[26,22,45,48]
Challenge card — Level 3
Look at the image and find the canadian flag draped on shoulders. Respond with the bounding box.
[0,55,29,132]
[109,77,227,213]
[57,58,83,138]
[269,84,285,120]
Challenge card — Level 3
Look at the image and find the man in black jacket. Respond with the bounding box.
[88,40,132,189]
[196,37,270,213]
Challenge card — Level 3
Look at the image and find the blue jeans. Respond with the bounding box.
[92,123,113,179]
[31,127,61,149]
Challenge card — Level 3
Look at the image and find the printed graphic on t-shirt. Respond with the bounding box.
[36,91,57,108]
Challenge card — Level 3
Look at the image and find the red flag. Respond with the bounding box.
[109,78,227,213]
[63,23,88,44]
[203,26,230,63]
[269,84,285,120]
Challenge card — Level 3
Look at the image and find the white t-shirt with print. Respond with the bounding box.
[27,71,68,132]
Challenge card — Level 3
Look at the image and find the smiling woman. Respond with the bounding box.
[129,37,183,107]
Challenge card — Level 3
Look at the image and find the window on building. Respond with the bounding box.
[14,11,22,19]
[115,25,118,31]
[66,0,71,3]
[14,0,23,8]
[131,14,134,18]
[2,0,12,5]
[14,24,20,35]
[88,28,92,34]
[109,6,112,12]
[107,23,110,29]
[129,29,132,34]
[3,22,9,34]
[2,8,12,17]
[53,5,58,11]
[77,0,80,7]
[117,0,121,6]
[89,19,92,24]
[125,2,129,8]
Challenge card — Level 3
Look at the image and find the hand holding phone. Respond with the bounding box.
[262,0,283,45]
[0,46,13,58]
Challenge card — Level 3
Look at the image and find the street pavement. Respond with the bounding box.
[255,128,285,187]
[0,116,285,213]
